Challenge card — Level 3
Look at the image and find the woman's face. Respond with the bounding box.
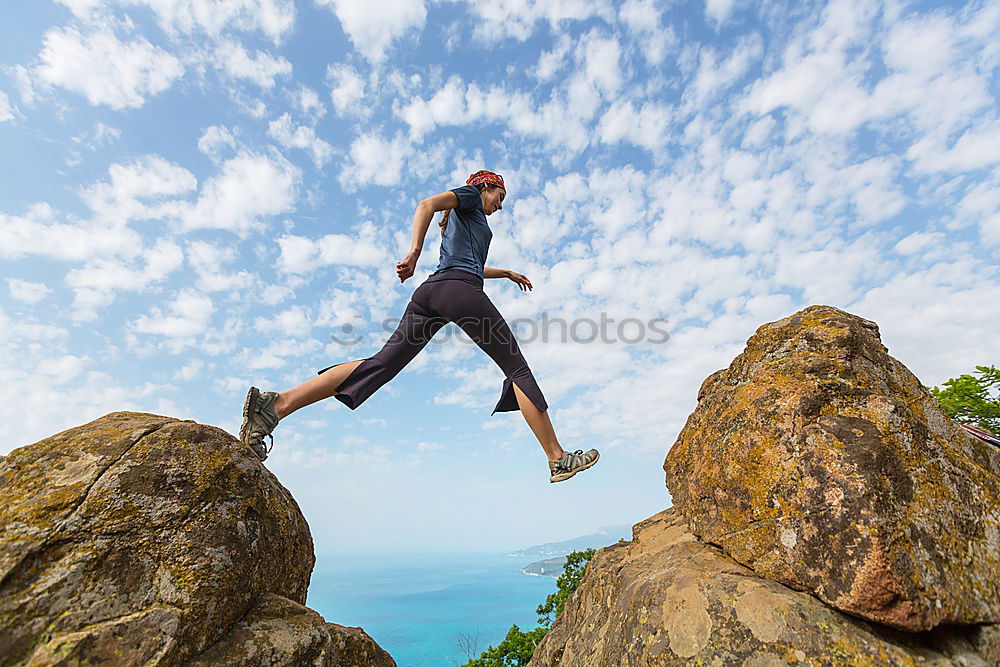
[482,186,506,216]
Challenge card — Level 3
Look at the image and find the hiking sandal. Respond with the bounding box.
[549,448,600,483]
[240,386,280,461]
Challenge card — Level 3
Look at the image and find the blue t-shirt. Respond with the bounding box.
[433,185,492,279]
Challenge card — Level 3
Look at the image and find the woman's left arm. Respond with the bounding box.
[486,267,533,291]
[484,267,510,279]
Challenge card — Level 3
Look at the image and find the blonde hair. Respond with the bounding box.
[439,183,497,234]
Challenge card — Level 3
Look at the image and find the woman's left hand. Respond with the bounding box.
[507,270,533,291]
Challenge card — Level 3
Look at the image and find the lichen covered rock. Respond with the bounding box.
[528,509,998,666]
[190,594,395,666]
[663,305,1000,631]
[0,412,393,666]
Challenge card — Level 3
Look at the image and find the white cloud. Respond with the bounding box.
[881,12,956,77]
[835,157,906,226]
[70,122,122,154]
[132,288,215,338]
[56,0,105,18]
[296,86,325,118]
[116,0,295,44]
[66,238,185,319]
[232,337,321,369]
[0,203,142,262]
[619,0,658,31]
[254,305,313,337]
[275,442,394,470]
[1,156,196,271]
[267,113,333,168]
[197,125,238,160]
[185,241,254,291]
[690,35,762,106]
[468,0,612,43]
[0,309,68,345]
[213,40,292,88]
[532,34,571,81]
[7,279,53,303]
[0,305,169,448]
[11,65,35,105]
[315,0,427,63]
[34,25,183,109]
[80,155,197,224]
[705,0,740,25]
[741,0,994,148]
[260,283,294,305]
[768,234,890,306]
[339,132,411,189]
[907,122,1000,174]
[174,358,205,381]
[893,231,945,256]
[396,76,596,152]
[850,261,1000,385]
[182,151,300,232]
[596,101,671,151]
[957,182,1000,247]
[619,0,674,64]
[0,91,14,122]
[326,63,366,116]
[580,31,622,96]
[276,221,388,274]
[37,354,88,384]
[397,77,472,139]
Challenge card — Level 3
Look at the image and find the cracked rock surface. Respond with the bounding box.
[0,411,395,666]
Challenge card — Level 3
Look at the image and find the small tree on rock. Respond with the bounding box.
[930,365,1000,432]
[463,548,597,667]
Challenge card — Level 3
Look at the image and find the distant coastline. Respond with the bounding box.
[511,525,632,579]
[507,524,631,559]
[521,556,567,578]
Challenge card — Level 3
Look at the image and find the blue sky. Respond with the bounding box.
[2,0,998,554]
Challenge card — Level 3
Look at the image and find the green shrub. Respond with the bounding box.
[930,365,1000,432]
[462,548,596,667]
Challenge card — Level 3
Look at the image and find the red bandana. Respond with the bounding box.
[466,170,505,191]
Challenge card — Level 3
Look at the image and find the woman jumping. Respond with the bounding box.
[239,169,599,484]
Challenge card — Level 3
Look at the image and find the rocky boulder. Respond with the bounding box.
[528,509,999,666]
[663,305,1000,631]
[190,594,393,666]
[0,412,394,666]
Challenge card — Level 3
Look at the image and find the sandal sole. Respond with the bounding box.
[240,386,259,445]
[550,451,600,483]
[240,386,273,462]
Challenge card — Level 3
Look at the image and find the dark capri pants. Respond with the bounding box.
[316,268,548,415]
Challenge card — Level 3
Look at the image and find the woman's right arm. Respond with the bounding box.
[396,191,460,283]
[408,191,459,254]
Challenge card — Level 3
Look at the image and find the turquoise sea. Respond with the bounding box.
[307,552,558,667]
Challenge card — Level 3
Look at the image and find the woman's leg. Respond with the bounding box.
[431,281,565,461]
[277,288,447,419]
[240,286,445,463]
[274,360,365,419]
[512,382,566,462]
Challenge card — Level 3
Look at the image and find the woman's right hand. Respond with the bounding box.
[395,250,420,283]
